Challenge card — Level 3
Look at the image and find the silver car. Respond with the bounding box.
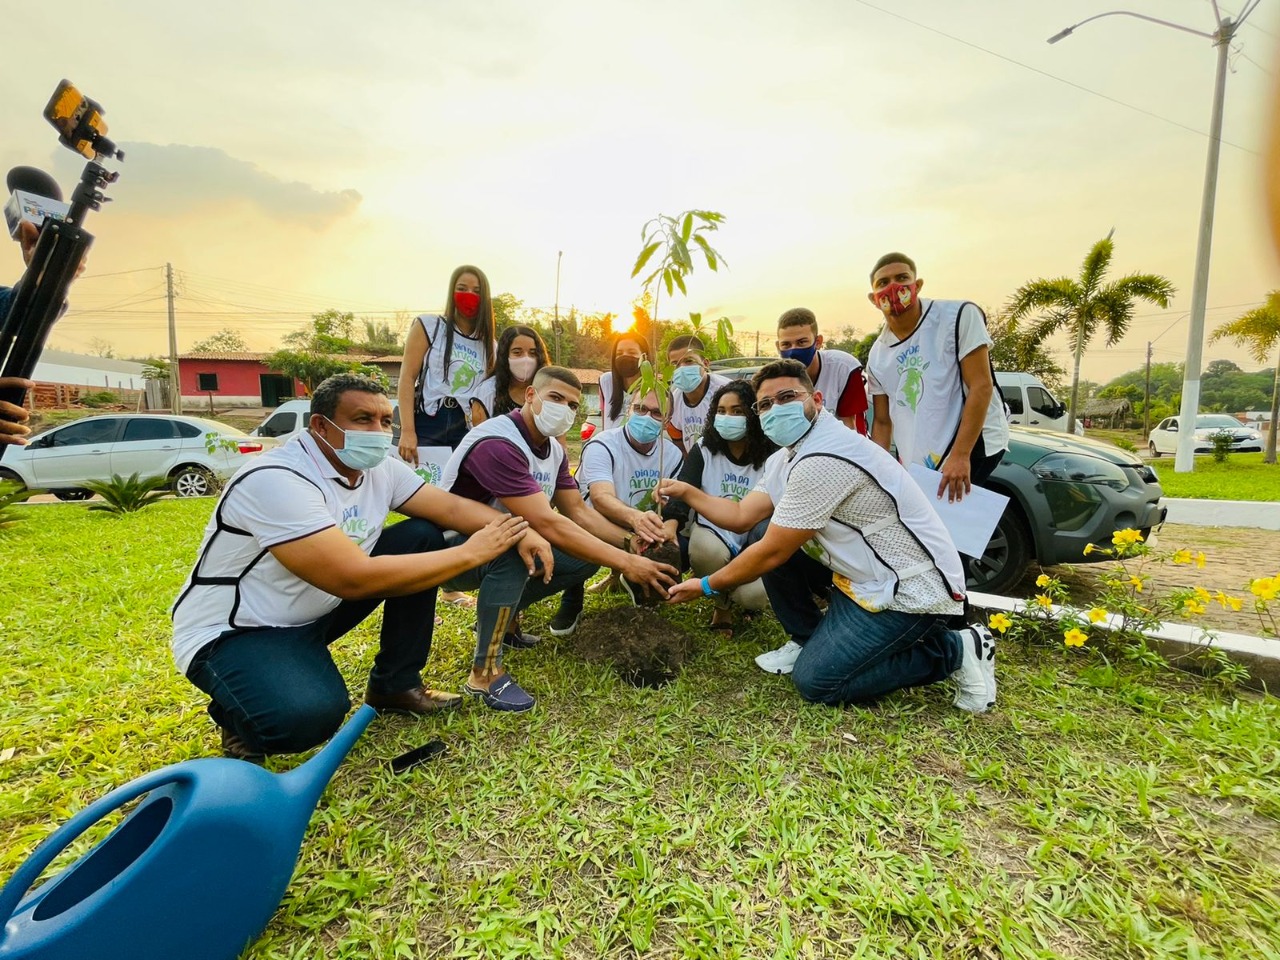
[0,414,266,500]
[1147,414,1263,457]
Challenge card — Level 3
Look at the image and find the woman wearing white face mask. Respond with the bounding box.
[469,325,551,427]
[660,381,777,636]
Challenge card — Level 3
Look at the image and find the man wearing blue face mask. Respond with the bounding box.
[659,359,996,713]
[666,335,732,454]
[775,308,869,435]
[171,374,547,761]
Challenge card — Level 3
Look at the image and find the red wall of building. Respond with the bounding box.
[178,359,303,398]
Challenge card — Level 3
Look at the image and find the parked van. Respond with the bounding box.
[995,372,1083,435]
[250,398,401,445]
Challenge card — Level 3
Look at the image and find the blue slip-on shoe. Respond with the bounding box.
[464,674,536,713]
[502,629,541,650]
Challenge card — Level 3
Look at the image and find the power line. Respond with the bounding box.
[76,266,163,281]
[849,0,1260,156]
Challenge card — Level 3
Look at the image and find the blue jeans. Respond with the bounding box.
[445,542,598,672]
[415,401,467,448]
[755,520,962,705]
[185,518,445,754]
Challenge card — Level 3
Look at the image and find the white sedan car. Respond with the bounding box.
[1147,414,1264,457]
[0,414,266,500]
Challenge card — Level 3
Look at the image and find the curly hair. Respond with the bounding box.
[491,325,550,416]
[701,379,777,468]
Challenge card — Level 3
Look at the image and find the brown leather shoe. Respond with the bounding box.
[365,685,463,716]
[220,726,266,764]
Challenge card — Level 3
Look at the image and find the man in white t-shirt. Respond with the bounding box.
[775,307,869,435]
[659,360,996,712]
[864,252,1009,506]
[171,374,549,761]
[665,335,732,454]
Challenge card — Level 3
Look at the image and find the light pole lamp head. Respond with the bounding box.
[1047,26,1074,44]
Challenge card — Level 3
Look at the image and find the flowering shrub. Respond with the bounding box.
[986,529,1275,687]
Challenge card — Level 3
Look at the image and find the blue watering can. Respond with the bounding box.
[0,704,376,960]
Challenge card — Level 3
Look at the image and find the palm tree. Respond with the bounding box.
[1210,292,1280,464]
[1006,231,1175,432]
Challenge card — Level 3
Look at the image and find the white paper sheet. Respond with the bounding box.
[907,463,1009,557]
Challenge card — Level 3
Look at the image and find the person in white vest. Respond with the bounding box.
[775,307,870,435]
[568,387,685,609]
[469,324,551,427]
[660,380,777,636]
[864,252,1008,506]
[171,374,546,761]
[440,366,680,712]
[597,332,651,434]
[666,334,732,454]
[659,360,996,712]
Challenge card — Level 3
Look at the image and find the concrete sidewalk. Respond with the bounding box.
[1161,498,1280,531]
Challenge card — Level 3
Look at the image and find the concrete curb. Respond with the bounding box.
[1161,498,1280,531]
[971,590,1278,693]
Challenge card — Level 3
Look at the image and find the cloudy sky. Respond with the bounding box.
[2,0,1277,383]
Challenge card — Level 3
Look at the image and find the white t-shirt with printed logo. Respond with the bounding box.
[669,372,732,450]
[169,433,424,673]
[576,424,683,512]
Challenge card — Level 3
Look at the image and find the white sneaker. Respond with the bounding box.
[952,624,996,713]
[755,640,803,675]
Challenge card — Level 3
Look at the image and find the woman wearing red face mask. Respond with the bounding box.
[397,265,497,461]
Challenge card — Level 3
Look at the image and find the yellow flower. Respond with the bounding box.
[1035,573,1052,588]
[1128,576,1145,593]
[1112,529,1144,546]
[1083,543,1097,556]
[1227,596,1243,612]
[988,612,1012,634]
[1183,599,1207,615]
[1172,549,1193,565]
[1033,594,1054,609]
[1194,586,1212,602]
[1087,607,1108,624]
[1063,628,1088,647]
[1195,552,1206,569]
[1250,577,1278,602]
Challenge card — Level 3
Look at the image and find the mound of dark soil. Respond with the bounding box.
[572,606,693,688]
[620,540,683,607]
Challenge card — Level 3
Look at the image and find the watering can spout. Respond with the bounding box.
[279,705,377,809]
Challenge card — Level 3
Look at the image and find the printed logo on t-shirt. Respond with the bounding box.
[801,538,830,566]
[414,462,444,486]
[448,339,483,394]
[893,344,930,413]
[533,468,555,499]
[718,471,753,502]
[340,505,372,542]
[629,468,660,509]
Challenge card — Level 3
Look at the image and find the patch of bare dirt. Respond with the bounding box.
[572,606,693,687]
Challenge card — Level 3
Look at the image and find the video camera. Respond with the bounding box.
[0,80,125,459]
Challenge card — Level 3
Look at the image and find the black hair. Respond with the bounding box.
[752,358,814,393]
[311,374,387,422]
[608,332,651,422]
[440,264,496,378]
[776,307,818,335]
[869,252,917,283]
[492,325,550,416]
[701,379,777,468]
[534,365,582,392]
[666,334,706,355]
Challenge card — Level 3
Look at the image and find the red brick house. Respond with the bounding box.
[177,353,403,407]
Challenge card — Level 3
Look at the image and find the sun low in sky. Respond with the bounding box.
[2,0,1276,381]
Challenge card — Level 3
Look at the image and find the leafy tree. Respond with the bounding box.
[265,309,384,394]
[141,357,170,381]
[823,325,877,364]
[1210,292,1280,463]
[632,209,727,336]
[985,310,1067,392]
[360,319,403,355]
[492,292,523,330]
[191,328,249,353]
[1006,231,1175,432]
[88,337,115,358]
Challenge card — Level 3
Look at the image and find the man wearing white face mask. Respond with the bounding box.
[666,335,732,455]
[171,375,545,761]
[441,366,680,712]
[659,360,996,714]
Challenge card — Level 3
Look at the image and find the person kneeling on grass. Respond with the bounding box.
[170,374,552,762]
[659,359,996,712]
[660,380,776,637]
[439,366,680,713]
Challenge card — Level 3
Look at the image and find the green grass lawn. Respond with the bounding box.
[1150,453,1280,502]
[2,501,1279,959]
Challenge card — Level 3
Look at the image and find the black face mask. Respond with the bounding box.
[615,357,641,378]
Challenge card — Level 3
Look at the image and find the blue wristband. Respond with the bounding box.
[701,576,720,597]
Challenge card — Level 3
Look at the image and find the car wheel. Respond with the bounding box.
[1148,442,1161,458]
[172,465,216,498]
[966,505,1032,596]
[53,489,93,502]
[0,468,25,491]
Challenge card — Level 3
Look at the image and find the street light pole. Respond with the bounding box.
[554,250,563,365]
[1047,2,1260,473]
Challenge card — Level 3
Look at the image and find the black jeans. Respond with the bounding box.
[185,517,445,754]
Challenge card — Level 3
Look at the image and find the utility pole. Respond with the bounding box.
[166,262,181,414]
[1143,341,1153,438]
[554,250,563,365]
[754,330,760,355]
